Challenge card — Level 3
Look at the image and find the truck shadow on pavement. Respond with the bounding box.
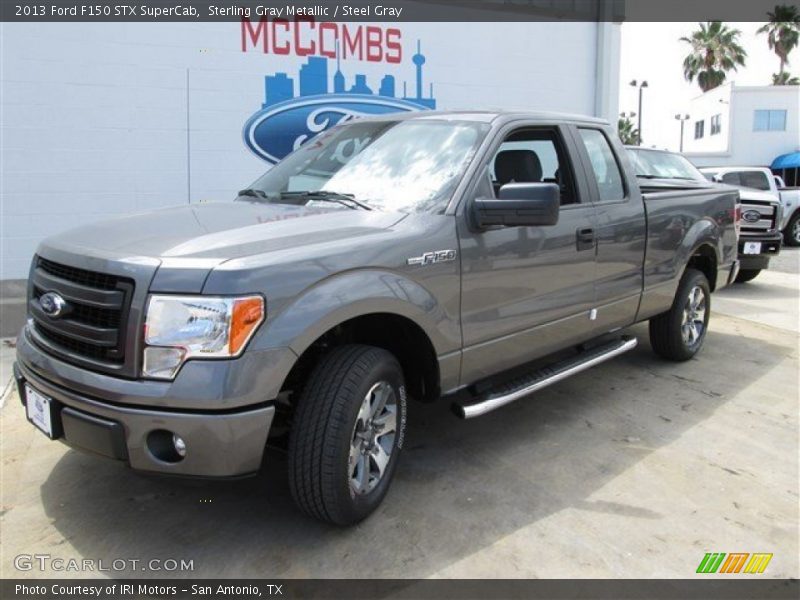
[39,322,791,578]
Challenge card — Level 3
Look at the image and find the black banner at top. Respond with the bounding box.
[0,0,791,23]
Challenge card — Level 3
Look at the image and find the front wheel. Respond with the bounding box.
[735,269,761,283]
[288,345,407,525]
[649,268,711,361]
[784,211,800,247]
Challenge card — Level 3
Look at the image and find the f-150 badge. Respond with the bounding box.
[407,250,457,266]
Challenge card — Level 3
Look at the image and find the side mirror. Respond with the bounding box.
[473,183,560,228]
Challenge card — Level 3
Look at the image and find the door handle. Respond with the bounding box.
[576,228,595,251]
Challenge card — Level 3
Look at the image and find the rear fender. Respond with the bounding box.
[639,217,722,321]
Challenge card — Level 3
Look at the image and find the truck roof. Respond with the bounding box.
[698,166,772,172]
[350,110,609,126]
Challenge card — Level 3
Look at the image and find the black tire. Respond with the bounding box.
[735,269,761,283]
[783,211,800,247]
[288,344,407,525]
[649,268,711,361]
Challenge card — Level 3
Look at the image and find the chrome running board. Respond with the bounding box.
[453,336,638,419]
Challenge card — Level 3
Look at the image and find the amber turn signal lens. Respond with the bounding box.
[229,296,265,355]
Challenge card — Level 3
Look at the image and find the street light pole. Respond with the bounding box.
[674,114,690,152]
[630,80,648,145]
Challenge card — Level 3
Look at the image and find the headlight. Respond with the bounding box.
[142,295,265,379]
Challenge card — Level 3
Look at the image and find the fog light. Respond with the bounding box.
[172,434,187,457]
[143,347,186,379]
[146,429,186,463]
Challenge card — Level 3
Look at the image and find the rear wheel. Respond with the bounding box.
[649,268,710,361]
[288,344,407,525]
[783,211,800,247]
[735,269,761,283]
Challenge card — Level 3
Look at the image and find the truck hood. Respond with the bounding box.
[736,189,779,203]
[45,201,406,262]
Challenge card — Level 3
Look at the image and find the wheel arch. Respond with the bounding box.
[678,217,722,291]
[261,270,456,407]
[280,312,441,406]
[686,242,719,291]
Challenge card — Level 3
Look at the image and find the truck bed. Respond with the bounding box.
[637,186,739,321]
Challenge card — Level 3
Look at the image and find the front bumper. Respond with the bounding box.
[738,232,782,271]
[14,328,289,478]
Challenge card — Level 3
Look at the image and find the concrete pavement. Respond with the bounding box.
[1,249,798,579]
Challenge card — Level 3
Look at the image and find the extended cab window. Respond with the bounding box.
[578,128,625,202]
[487,129,579,205]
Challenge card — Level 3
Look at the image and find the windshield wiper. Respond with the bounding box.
[237,188,268,199]
[280,191,373,211]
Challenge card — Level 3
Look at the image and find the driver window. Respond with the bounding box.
[486,129,578,205]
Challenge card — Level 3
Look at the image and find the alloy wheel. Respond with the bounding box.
[681,285,706,346]
[349,381,398,495]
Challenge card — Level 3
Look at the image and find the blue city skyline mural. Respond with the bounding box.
[262,40,437,109]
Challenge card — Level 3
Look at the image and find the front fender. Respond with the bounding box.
[257,268,460,359]
[251,269,462,394]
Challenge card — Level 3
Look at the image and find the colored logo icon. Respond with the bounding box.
[696,552,773,574]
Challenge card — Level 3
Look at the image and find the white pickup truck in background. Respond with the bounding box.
[700,166,800,247]
[774,175,800,246]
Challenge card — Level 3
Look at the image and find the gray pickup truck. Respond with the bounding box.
[15,112,740,525]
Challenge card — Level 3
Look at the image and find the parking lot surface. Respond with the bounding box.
[1,249,798,579]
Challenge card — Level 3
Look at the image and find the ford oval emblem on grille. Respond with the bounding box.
[39,291,67,318]
[742,210,761,223]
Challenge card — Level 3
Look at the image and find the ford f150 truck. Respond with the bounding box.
[15,112,739,525]
[699,166,784,282]
[774,175,800,246]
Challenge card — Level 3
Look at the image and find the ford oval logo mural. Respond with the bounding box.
[244,41,436,164]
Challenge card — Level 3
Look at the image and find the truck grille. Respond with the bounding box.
[29,257,134,367]
[740,199,778,235]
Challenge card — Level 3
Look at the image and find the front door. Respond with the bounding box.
[457,124,599,383]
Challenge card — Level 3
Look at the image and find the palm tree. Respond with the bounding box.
[618,117,640,145]
[772,71,800,84]
[758,5,800,85]
[681,22,747,92]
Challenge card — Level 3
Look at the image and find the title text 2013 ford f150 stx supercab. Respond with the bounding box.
[15,112,740,525]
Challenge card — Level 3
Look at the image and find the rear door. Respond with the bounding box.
[570,126,647,333]
[457,122,599,382]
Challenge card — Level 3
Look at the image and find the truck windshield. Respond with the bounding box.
[628,148,706,182]
[242,119,489,213]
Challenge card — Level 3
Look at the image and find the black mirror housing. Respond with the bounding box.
[473,183,560,228]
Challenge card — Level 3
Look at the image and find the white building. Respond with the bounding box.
[682,82,800,168]
[0,19,620,334]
